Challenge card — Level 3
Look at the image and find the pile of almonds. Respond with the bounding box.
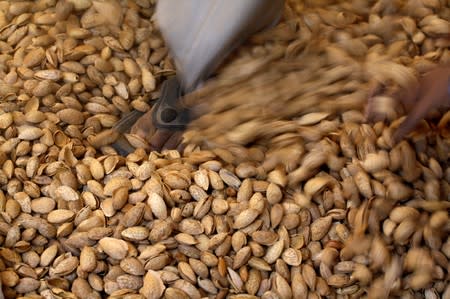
[0,0,449,299]
[184,0,450,149]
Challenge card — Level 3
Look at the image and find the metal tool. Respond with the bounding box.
[151,76,189,130]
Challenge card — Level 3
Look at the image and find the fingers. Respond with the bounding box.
[162,131,183,151]
[368,66,450,144]
[130,110,155,138]
[365,96,384,123]
[148,130,184,152]
[149,129,174,151]
[128,109,185,152]
[399,83,419,112]
[176,142,187,153]
[393,90,446,143]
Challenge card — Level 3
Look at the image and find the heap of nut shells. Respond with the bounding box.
[183,0,450,149]
[0,0,449,299]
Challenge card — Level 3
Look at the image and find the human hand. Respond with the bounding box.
[393,66,450,142]
[366,66,450,142]
[130,108,184,152]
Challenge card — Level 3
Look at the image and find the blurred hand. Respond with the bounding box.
[366,66,450,142]
[131,109,184,152]
[393,66,450,142]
